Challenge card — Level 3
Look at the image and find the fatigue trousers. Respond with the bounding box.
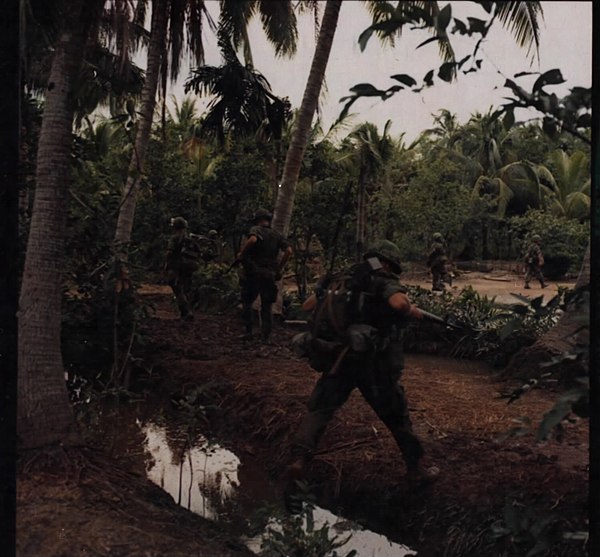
[167,270,192,317]
[240,273,278,340]
[291,347,424,471]
[525,264,545,287]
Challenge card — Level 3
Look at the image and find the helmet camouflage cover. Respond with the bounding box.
[432,232,444,241]
[363,240,403,274]
[171,216,188,230]
[531,234,541,243]
[253,208,273,223]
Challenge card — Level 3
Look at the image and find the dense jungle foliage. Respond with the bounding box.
[17,85,590,389]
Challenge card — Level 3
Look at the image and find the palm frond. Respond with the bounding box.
[494,1,544,63]
[258,0,298,57]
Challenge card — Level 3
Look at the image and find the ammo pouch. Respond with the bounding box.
[292,325,380,357]
[345,324,380,352]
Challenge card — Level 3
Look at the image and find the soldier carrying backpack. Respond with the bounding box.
[285,240,439,510]
[164,216,201,321]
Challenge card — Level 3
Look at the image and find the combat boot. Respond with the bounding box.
[283,457,306,514]
[406,463,440,489]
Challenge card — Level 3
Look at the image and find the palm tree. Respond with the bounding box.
[271,1,543,236]
[185,35,290,145]
[341,120,397,258]
[18,0,106,449]
[543,149,591,221]
[272,0,342,235]
[113,0,298,257]
[113,0,171,257]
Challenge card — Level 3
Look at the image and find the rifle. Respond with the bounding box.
[221,259,242,275]
[418,308,479,331]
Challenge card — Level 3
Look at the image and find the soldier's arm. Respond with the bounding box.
[280,245,293,269]
[388,292,423,320]
[302,293,317,312]
[236,234,258,260]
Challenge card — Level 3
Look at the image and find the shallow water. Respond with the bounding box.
[140,420,416,556]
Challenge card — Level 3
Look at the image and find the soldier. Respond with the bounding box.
[285,240,438,508]
[236,208,293,343]
[427,232,450,291]
[523,234,546,289]
[164,217,200,321]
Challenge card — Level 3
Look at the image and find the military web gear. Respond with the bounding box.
[292,258,387,373]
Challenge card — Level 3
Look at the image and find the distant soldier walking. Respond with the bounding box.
[427,232,450,291]
[523,234,546,289]
[164,217,200,320]
[237,209,293,343]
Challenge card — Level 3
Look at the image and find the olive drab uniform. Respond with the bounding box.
[524,239,546,289]
[165,232,200,319]
[240,224,290,341]
[290,267,424,476]
[427,238,450,291]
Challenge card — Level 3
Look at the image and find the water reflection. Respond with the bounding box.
[141,421,416,556]
[141,422,240,520]
[246,505,417,557]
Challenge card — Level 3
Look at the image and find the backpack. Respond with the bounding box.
[309,259,384,349]
[180,237,202,272]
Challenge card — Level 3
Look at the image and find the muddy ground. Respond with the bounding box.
[16,269,588,557]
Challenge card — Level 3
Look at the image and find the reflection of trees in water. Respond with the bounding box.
[141,422,239,520]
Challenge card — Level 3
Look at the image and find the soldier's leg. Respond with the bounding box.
[258,278,278,342]
[167,270,188,318]
[240,277,259,337]
[290,368,355,462]
[179,273,193,319]
[537,268,546,288]
[524,266,532,288]
[357,355,424,472]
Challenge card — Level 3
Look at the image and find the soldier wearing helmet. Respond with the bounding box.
[284,240,438,510]
[164,216,199,320]
[236,208,293,343]
[427,232,450,291]
[523,234,546,289]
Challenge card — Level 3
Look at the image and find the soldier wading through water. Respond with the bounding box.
[237,208,293,344]
[286,240,439,510]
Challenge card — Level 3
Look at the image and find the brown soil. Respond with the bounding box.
[17,271,588,557]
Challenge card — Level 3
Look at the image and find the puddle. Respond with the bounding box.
[141,421,240,520]
[141,420,416,555]
[246,505,417,557]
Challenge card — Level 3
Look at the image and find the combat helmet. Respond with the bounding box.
[208,229,218,237]
[253,208,273,223]
[363,240,403,274]
[432,232,444,241]
[531,234,541,243]
[171,216,188,230]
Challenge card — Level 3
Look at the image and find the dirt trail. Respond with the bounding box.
[17,273,587,557]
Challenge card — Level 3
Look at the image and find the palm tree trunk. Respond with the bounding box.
[17,0,102,449]
[113,0,168,256]
[271,0,342,236]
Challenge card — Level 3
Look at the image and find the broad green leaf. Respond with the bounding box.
[349,83,384,97]
[390,73,417,87]
[438,62,455,82]
[417,36,440,50]
[533,69,565,92]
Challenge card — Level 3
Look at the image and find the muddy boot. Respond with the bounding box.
[406,463,440,489]
[283,457,306,514]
